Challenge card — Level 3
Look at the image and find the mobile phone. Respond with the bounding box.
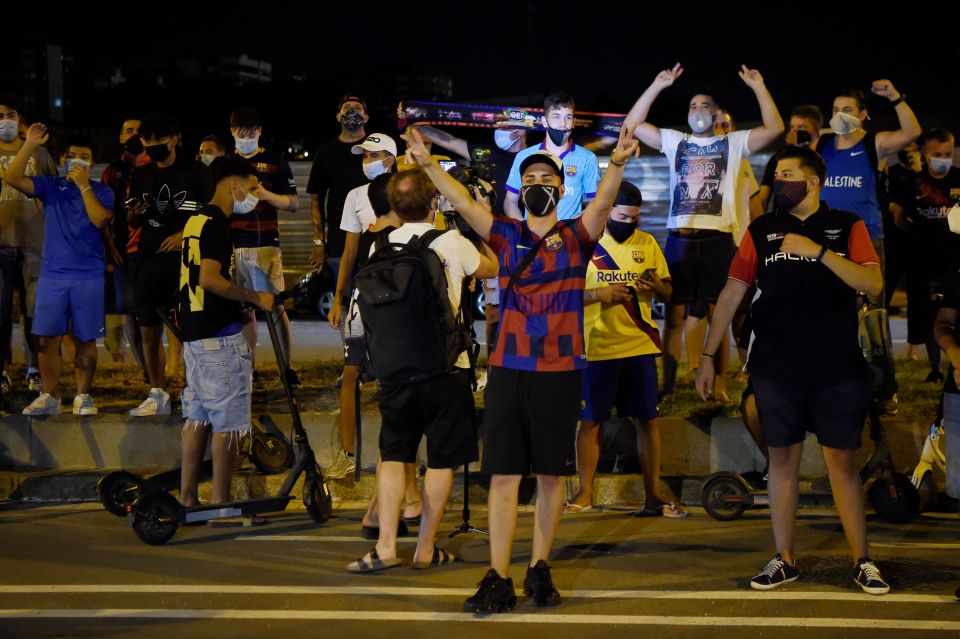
[438,160,459,173]
[124,197,143,208]
[795,130,813,147]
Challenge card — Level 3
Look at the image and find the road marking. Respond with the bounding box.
[237,535,419,543]
[0,585,951,603]
[0,609,957,629]
[873,542,960,549]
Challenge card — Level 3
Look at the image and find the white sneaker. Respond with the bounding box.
[129,388,171,417]
[26,371,42,392]
[325,449,357,480]
[73,394,98,416]
[22,392,60,416]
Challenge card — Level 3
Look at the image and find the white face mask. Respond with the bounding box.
[829,112,862,135]
[233,188,259,214]
[0,119,19,143]
[494,129,517,151]
[199,153,216,166]
[929,156,953,175]
[362,159,389,180]
[65,159,91,173]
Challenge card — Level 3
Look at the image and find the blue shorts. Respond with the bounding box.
[581,355,659,422]
[32,275,105,342]
[752,375,870,450]
[182,331,253,433]
[942,392,960,499]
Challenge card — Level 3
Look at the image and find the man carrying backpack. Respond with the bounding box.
[347,169,498,573]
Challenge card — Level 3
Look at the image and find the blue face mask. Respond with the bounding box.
[65,158,91,174]
[234,137,259,156]
[0,119,19,143]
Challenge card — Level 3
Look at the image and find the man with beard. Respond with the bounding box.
[564,181,685,518]
[307,94,369,278]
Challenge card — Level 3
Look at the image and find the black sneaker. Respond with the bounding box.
[750,553,799,590]
[463,569,517,614]
[854,557,890,595]
[523,560,561,606]
[285,368,301,389]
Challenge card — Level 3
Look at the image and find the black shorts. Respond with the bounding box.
[132,254,181,327]
[664,231,736,305]
[481,366,581,476]
[378,368,478,469]
[581,355,659,422]
[751,375,870,450]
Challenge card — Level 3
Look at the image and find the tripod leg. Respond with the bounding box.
[354,380,362,482]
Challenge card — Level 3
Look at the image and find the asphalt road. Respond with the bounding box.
[0,501,958,638]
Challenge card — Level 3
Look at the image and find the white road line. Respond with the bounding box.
[237,535,419,543]
[0,585,951,603]
[873,542,960,549]
[0,609,958,629]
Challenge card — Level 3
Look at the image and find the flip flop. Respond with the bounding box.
[630,502,688,519]
[402,514,422,526]
[563,502,593,514]
[411,546,460,570]
[361,520,409,540]
[347,548,403,573]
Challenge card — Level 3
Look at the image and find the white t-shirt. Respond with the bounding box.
[371,222,482,369]
[660,129,752,234]
[340,183,376,234]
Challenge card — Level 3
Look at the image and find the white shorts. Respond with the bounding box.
[234,246,285,294]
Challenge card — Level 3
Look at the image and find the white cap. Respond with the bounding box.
[351,133,397,157]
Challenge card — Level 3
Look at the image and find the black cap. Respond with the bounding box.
[517,151,563,179]
[614,181,643,208]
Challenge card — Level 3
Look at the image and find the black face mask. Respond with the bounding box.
[606,219,636,243]
[341,109,364,131]
[145,143,171,163]
[124,135,144,157]
[545,127,569,146]
[520,184,560,218]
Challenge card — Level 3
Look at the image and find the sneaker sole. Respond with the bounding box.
[750,574,799,591]
[74,409,98,416]
[326,467,356,480]
[856,581,890,595]
[463,598,517,614]
[522,586,562,607]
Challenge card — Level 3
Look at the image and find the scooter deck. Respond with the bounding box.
[180,496,294,525]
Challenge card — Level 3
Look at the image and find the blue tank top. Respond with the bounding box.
[820,134,883,239]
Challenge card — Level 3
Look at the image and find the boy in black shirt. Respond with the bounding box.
[178,157,274,508]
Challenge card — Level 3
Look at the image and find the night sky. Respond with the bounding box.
[11,2,959,150]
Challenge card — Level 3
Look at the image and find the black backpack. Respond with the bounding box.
[354,229,469,385]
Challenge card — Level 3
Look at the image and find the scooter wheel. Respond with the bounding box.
[869,473,920,523]
[303,477,333,524]
[251,433,293,475]
[917,472,938,513]
[97,471,144,517]
[701,475,748,521]
[128,491,181,545]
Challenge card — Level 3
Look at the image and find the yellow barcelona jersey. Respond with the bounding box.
[584,230,670,361]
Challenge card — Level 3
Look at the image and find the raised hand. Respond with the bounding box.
[25,123,49,146]
[400,127,434,167]
[610,124,640,165]
[871,79,901,101]
[66,162,91,190]
[738,65,765,90]
[652,63,683,89]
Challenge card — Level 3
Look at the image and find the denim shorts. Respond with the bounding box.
[234,247,285,294]
[32,275,105,342]
[943,392,960,499]
[182,330,252,433]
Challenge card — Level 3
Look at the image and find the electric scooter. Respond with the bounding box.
[701,303,920,523]
[126,289,333,545]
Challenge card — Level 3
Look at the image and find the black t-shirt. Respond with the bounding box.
[893,167,960,276]
[178,205,244,342]
[129,154,214,257]
[306,137,366,258]
[356,225,397,272]
[730,205,879,382]
[941,263,960,394]
[466,142,517,212]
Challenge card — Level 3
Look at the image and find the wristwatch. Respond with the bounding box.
[890,94,906,107]
[313,239,325,247]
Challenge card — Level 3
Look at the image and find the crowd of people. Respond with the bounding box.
[1,59,958,610]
